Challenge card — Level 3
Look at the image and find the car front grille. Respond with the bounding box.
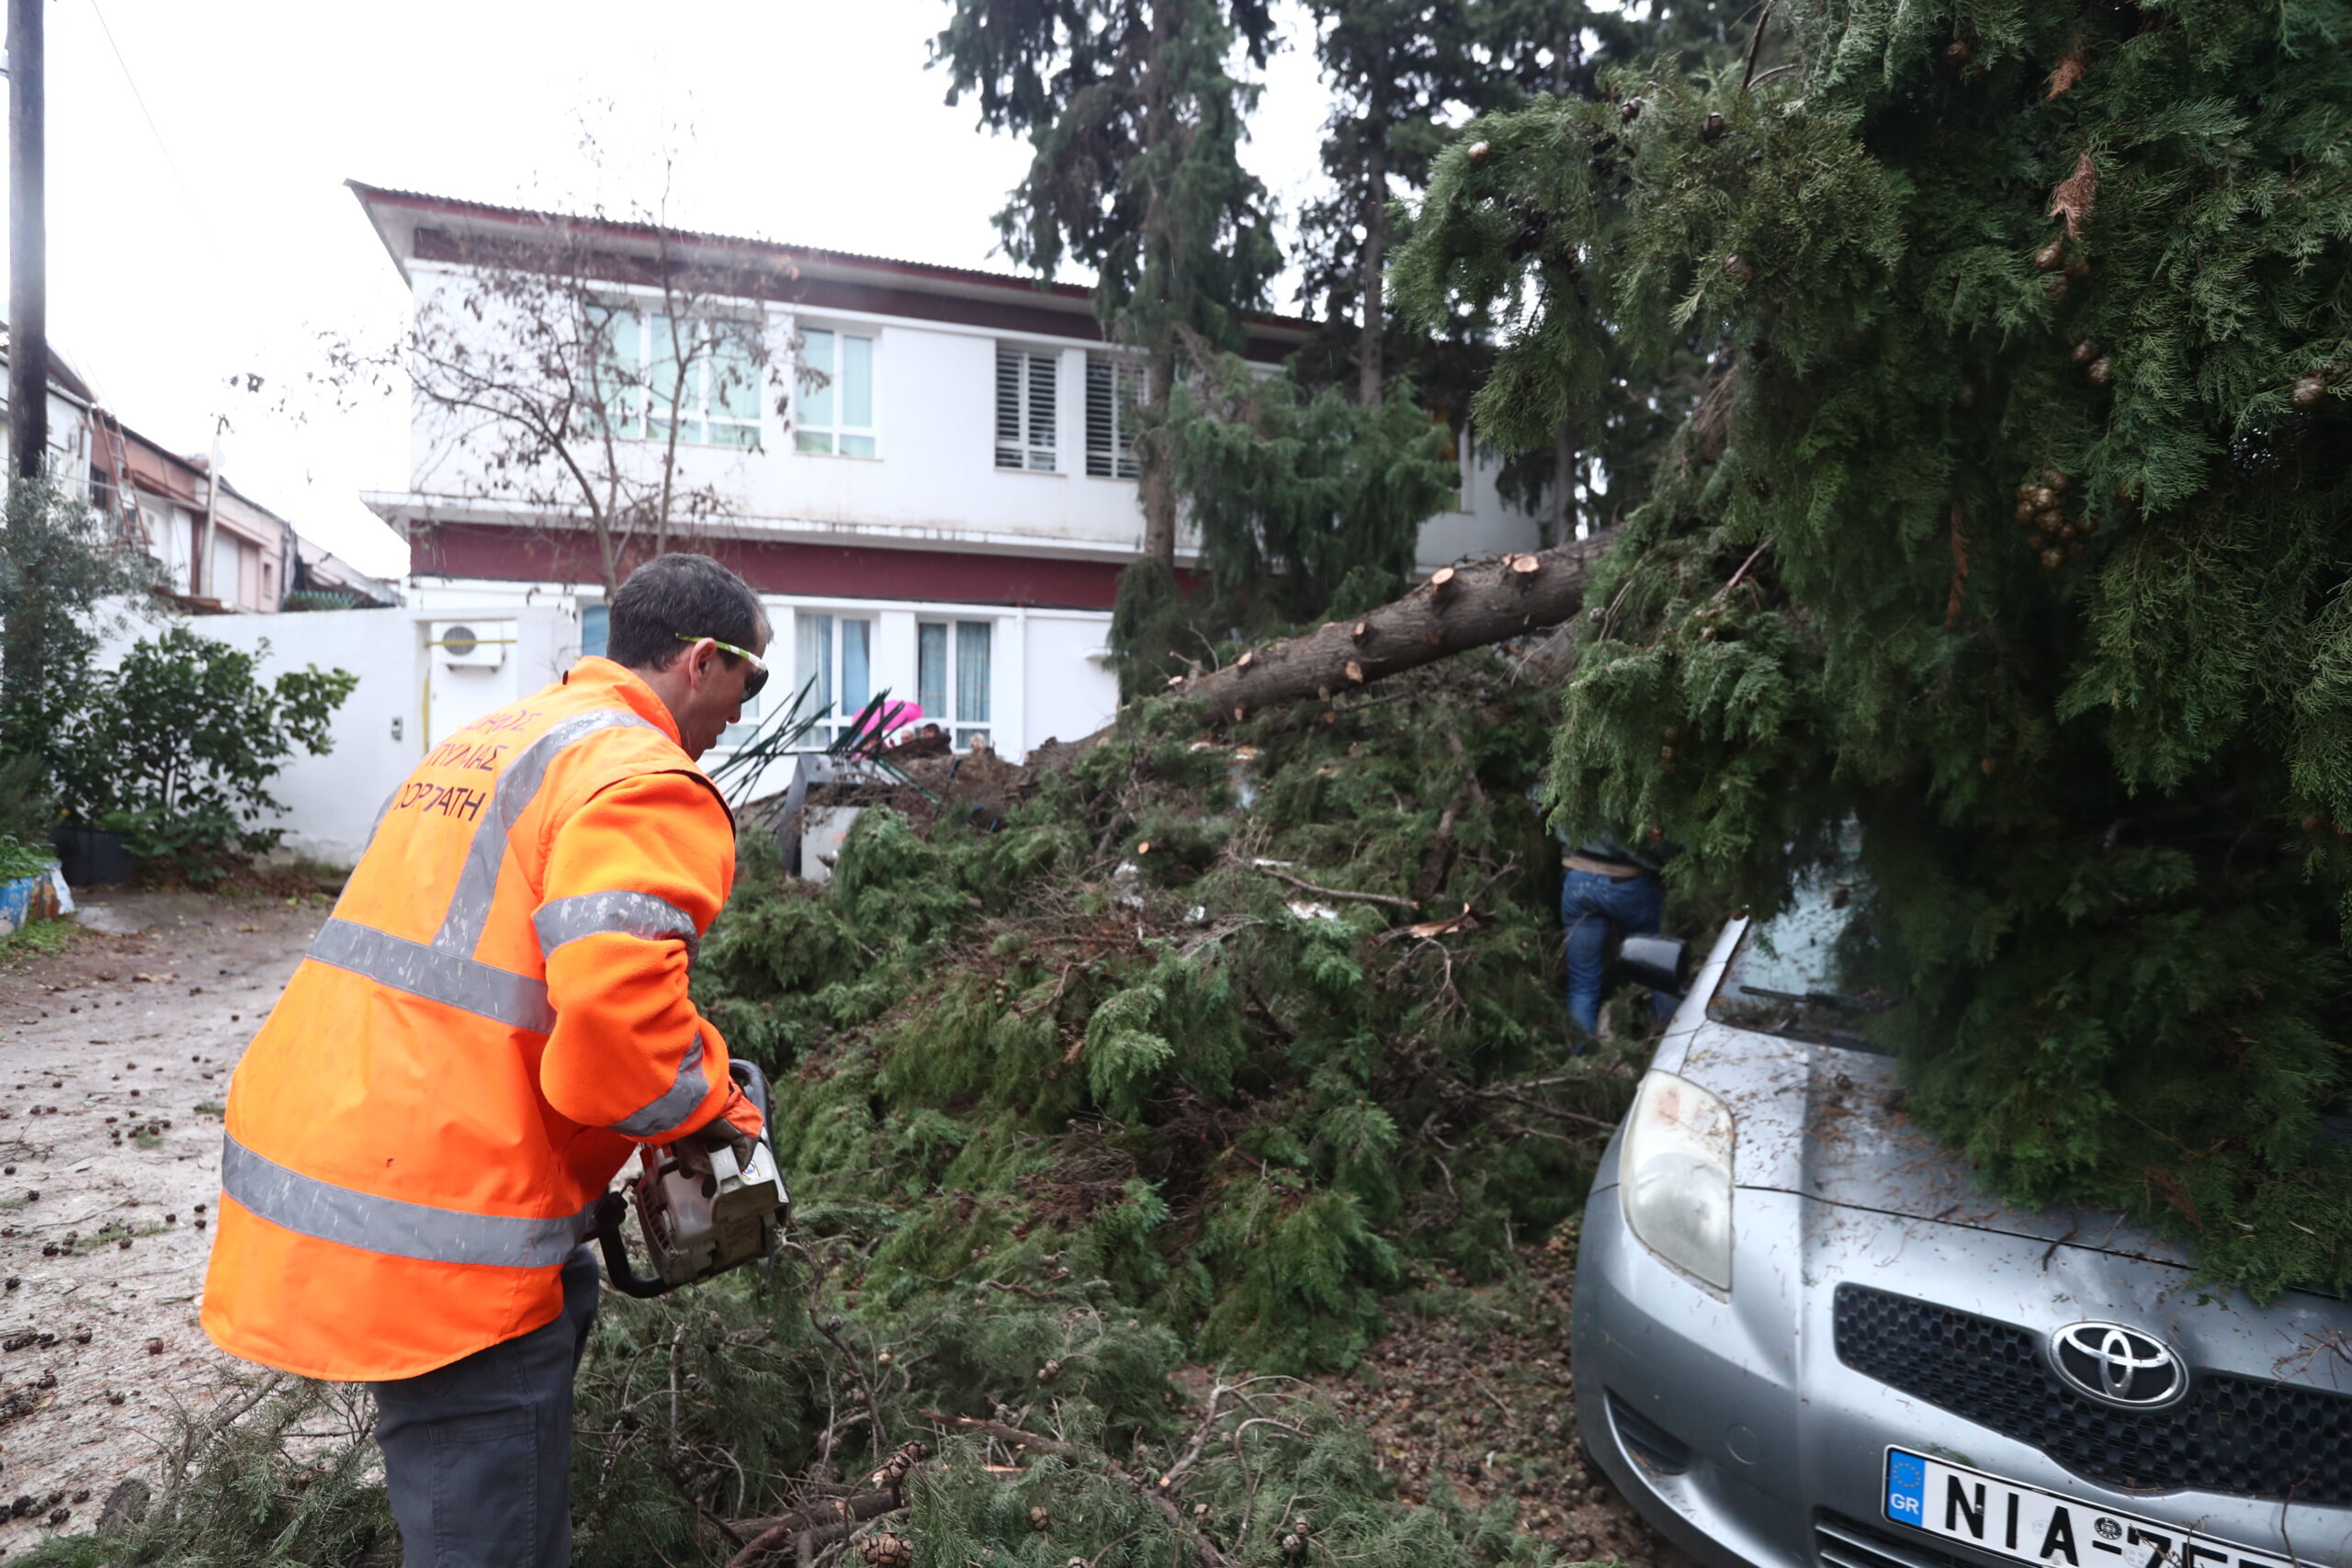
[1815,1511,1977,1568]
[1834,1284,2352,1505]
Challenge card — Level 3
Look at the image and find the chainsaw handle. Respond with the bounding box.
[729,1057,774,1128]
[594,1191,675,1299]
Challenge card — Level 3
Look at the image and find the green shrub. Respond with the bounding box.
[51,626,356,883]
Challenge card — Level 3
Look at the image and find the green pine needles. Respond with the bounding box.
[1162,344,1462,632]
[700,658,1633,1372]
[1396,0,2352,1296]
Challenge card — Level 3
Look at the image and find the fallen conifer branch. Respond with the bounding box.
[1251,864,1421,913]
[919,1411,1231,1568]
[724,1487,908,1568]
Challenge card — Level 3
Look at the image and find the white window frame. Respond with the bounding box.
[917,617,994,752]
[593,305,764,450]
[794,325,879,458]
[784,608,880,748]
[995,344,1059,472]
[1085,352,1142,479]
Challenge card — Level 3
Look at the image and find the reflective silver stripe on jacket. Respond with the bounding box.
[433,710,661,958]
[220,1133,597,1269]
[309,918,555,1035]
[306,708,662,1031]
[607,1031,711,1138]
[533,890,701,964]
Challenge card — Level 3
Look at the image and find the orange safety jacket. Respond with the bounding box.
[201,657,746,1382]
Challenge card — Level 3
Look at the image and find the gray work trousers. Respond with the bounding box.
[368,1245,600,1568]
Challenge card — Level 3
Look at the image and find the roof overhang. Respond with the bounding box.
[346,182,1316,359]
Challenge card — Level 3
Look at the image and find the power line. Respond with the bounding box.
[84,0,210,243]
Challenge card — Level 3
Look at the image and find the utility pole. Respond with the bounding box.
[6,0,44,482]
[197,420,221,600]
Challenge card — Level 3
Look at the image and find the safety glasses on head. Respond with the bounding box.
[676,633,769,700]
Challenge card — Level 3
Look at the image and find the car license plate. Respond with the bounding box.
[1883,1449,2291,1568]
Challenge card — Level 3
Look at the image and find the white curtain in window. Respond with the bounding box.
[956,621,991,724]
[796,611,833,721]
[841,618,872,715]
[597,308,643,437]
[796,330,836,453]
[841,336,875,457]
[648,313,703,444]
[917,623,947,720]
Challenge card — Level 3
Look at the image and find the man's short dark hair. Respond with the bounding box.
[605,554,769,671]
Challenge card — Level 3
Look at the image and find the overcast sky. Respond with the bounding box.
[10,0,1331,579]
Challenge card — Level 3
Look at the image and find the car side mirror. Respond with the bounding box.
[1619,933,1690,996]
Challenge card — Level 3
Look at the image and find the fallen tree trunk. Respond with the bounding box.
[1167,533,1613,721]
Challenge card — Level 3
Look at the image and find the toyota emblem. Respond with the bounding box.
[2049,1322,2188,1409]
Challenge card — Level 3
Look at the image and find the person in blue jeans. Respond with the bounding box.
[1561,829,1679,1041]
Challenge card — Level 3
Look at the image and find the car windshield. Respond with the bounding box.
[1707,866,1898,1054]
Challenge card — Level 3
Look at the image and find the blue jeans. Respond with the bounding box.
[368,1245,600,1568]
[1562,868,1673,1038]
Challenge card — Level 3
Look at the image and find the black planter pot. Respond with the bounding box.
[51,826,134,888]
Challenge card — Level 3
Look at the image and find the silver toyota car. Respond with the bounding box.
[1574,880,2352,1568]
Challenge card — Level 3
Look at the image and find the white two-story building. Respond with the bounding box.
[352,182,1541,765]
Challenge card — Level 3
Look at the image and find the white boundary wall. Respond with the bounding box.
[87,592,1114,868]
[89,604,569,868]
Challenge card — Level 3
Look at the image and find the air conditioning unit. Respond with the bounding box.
[431,621,508,669]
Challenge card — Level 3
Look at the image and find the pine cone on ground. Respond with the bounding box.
[869,1440,928,1492]
[862,1531,914,1568]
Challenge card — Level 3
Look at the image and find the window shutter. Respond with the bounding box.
[1085,355,1139,479]
[1025,354,1056,470]
[995,348,1023,468]
[996,346,1057,470]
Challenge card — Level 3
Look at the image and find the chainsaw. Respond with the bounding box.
[596,1059,790,1297]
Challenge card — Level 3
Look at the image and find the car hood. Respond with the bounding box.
[1665,1019,2194,1270]
[1649,922,2195,1271]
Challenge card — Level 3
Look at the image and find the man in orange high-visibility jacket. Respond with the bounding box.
[202,553,773,1568]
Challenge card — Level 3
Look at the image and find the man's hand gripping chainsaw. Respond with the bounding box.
[595,1059,791,1297]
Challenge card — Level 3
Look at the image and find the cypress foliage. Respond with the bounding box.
[1160,341,1461,632]
[700,658,1630,1371]
[933,0,1283,579]
[1394,0,2352,1295]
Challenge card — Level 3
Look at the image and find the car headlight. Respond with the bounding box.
[1620,1069,1735,1291]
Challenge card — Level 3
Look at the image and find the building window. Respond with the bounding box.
[796,328,877,457]
[995,345,1057,471]
[918,619,992,751]
[581,604,609,660]
[594,308,763,449]
[1085,354,1142,479]
[790,610,876,745]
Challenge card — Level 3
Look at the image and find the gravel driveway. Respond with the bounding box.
[0,890,325,1552]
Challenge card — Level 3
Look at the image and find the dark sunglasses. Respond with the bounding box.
[676,634,769,700]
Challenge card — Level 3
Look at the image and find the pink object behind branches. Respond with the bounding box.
[849,701,920,741]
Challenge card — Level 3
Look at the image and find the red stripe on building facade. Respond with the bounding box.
[409,522,1157,610]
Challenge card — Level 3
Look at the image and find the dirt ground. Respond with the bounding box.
[1308,1233,1690,1568]
[0,889,329,1554]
